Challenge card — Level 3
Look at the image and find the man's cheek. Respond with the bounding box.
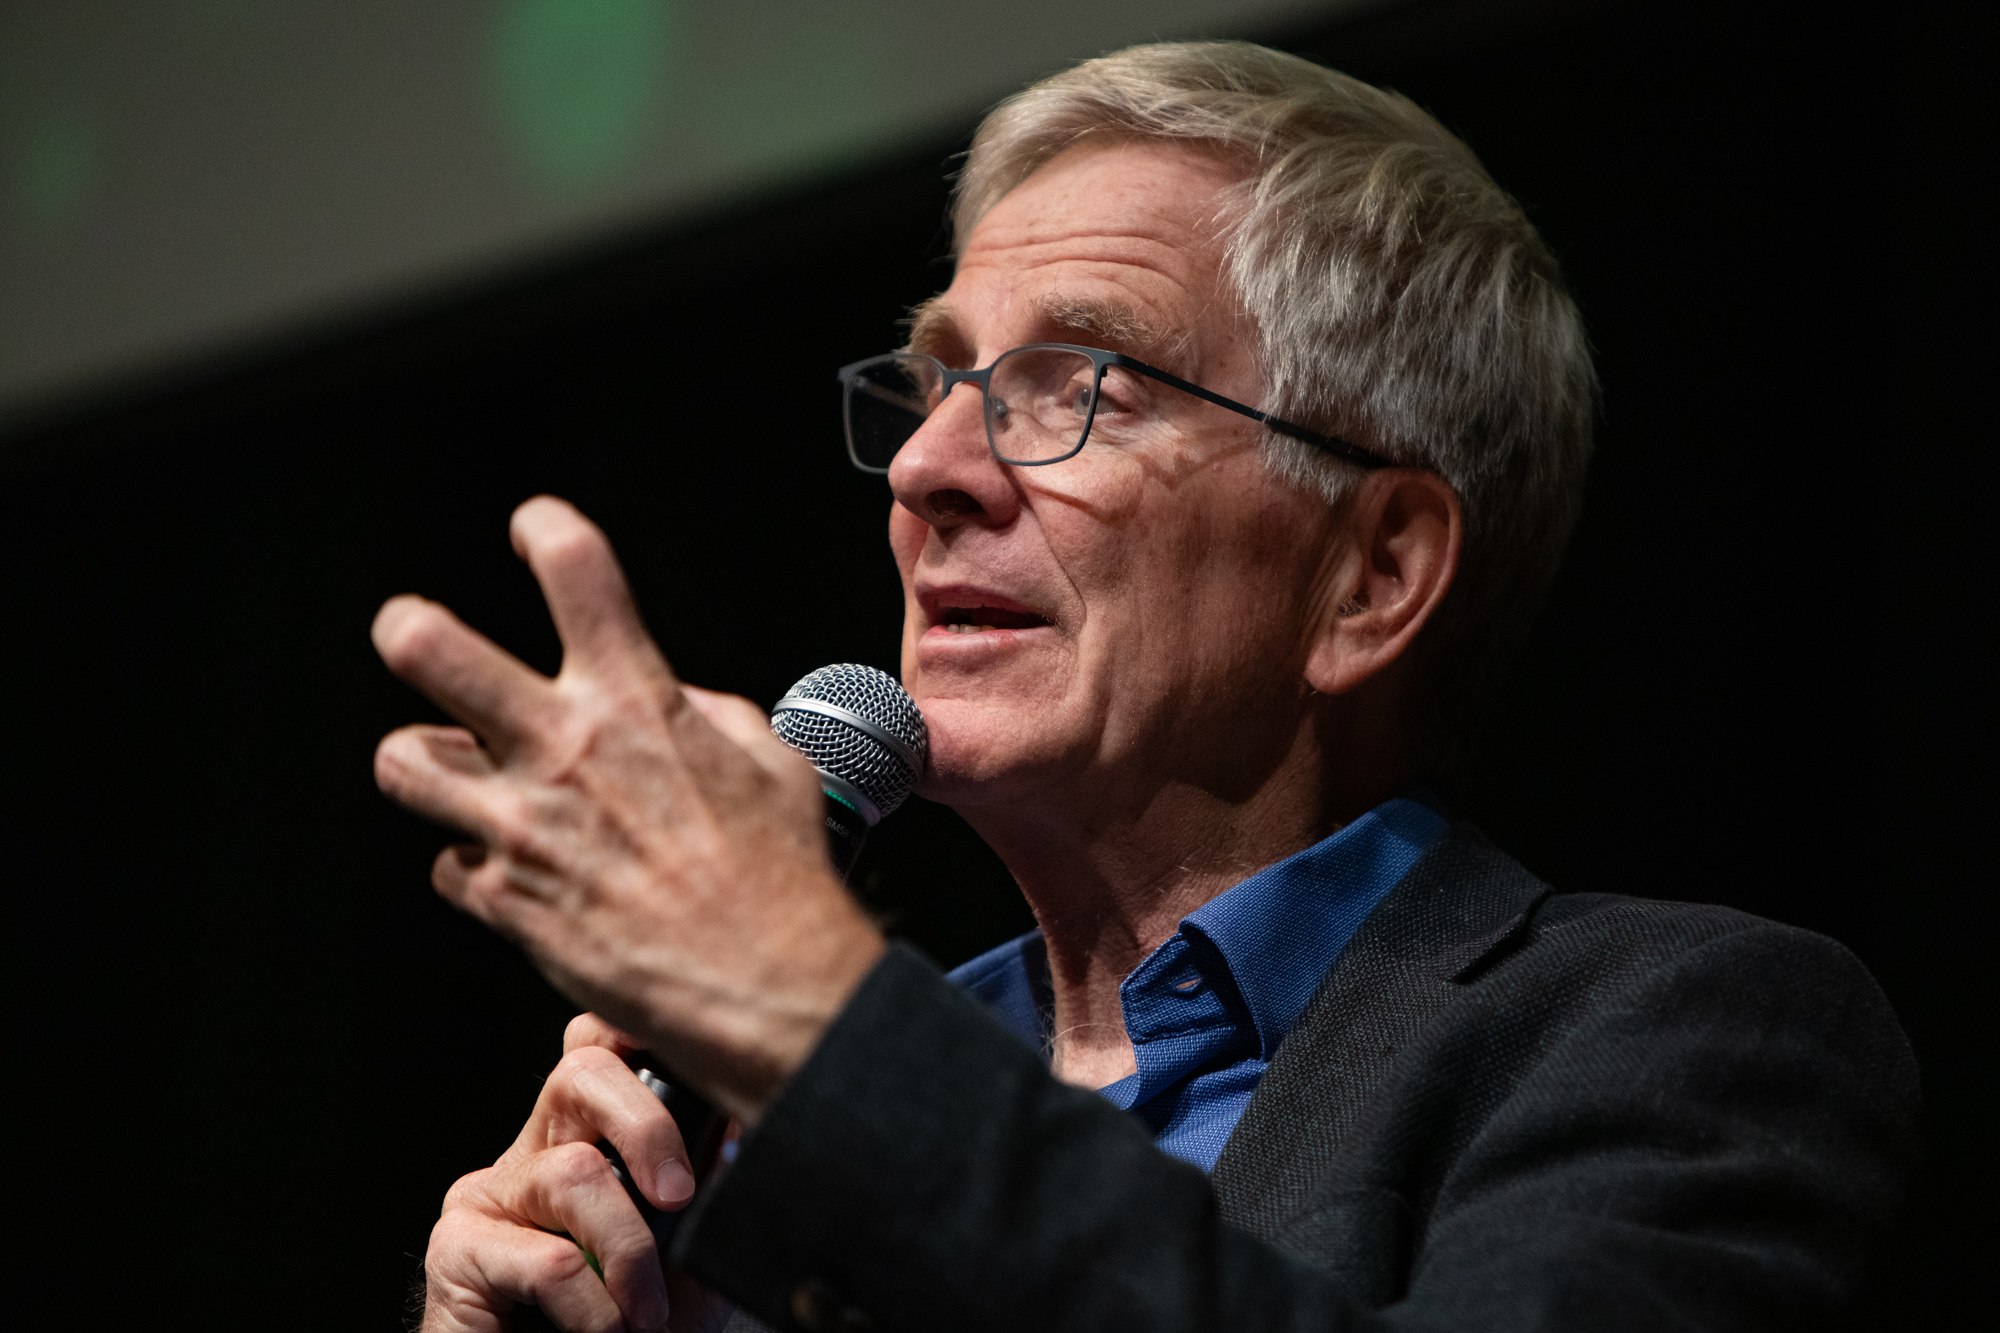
[887,502,928,572]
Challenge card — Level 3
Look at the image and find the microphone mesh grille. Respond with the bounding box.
[770,664,928,820]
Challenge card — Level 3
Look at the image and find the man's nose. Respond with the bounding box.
[886,379,1022,528]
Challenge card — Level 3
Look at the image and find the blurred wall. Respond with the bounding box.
[0,0,1376,426]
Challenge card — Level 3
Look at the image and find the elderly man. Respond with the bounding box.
[375,43,1916,1333]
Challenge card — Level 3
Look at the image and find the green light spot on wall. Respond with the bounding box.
[14,106,99,231]
[491,0,671,191]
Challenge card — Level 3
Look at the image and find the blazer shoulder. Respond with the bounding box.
[1512,881,1888,1001]
[1418,824,1882,991]
[1214,823,1919,1237]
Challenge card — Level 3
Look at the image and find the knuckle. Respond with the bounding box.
[439,1167,494,1214]
[424,1213,507,1305]
[595,1227,661,1276]
[427,1204,481,1260]
[540,716,613,783]
[525,1233,595,1291]
[487,797,546,862]
[551,1043,624,1092]
[716,691,770,728]
[544,1139,616,1193]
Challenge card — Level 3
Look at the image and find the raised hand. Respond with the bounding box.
[372,496,886,1123]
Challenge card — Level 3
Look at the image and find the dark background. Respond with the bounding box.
[7,0,1986,1326]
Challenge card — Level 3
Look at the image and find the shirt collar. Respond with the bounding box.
[949,794,1450,1072]
[1171,795,1448,1060]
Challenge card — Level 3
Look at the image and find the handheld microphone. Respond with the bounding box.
[599,666,926,1258]
[770,662,929,876]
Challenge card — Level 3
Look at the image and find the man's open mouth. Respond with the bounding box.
[938,604,1051,634]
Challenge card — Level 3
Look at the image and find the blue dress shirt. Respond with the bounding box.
[947,796,1449,1171]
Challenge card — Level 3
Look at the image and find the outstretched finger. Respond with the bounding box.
[373,595,559,757]
[375,725,507,841]
[510,497,674,685]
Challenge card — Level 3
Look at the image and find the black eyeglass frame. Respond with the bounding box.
[836,342,1391,474]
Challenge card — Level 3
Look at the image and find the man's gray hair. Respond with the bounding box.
[955,42,1596,767]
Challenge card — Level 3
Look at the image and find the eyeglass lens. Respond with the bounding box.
[845,348,1101,470]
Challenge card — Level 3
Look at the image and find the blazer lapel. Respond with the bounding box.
[1210,823,1550,1239]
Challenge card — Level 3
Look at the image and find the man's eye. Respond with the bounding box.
[1088,371,1142,415]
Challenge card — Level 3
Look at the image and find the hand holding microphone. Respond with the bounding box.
[373,497,925,1331]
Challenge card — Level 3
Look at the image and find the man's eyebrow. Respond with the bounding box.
[1034,294,1179,365]
[900,293,1181,367]
[902,297,964,360]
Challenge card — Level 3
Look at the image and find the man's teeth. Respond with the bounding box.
[939,603,1045,632]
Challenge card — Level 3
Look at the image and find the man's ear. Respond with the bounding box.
[1305,469,1461,696]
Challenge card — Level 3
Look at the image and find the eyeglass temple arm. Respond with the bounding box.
[1108,354,1392,471]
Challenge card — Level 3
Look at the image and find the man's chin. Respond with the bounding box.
[908,694,1075,804]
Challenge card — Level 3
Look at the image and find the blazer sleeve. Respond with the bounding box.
[674,944,1350,1332]
[671,931,1914,1333]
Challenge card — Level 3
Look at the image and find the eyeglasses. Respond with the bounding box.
[836,342,1391,474]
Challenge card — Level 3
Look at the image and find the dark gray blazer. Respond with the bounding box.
[679,825,1920,1332]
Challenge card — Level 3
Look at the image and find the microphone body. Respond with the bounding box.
[821,791,870,878]
[599,666,926,1257]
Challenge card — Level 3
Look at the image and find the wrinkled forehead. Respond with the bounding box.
[951,133,1252,260]
[914,141,1251,371]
